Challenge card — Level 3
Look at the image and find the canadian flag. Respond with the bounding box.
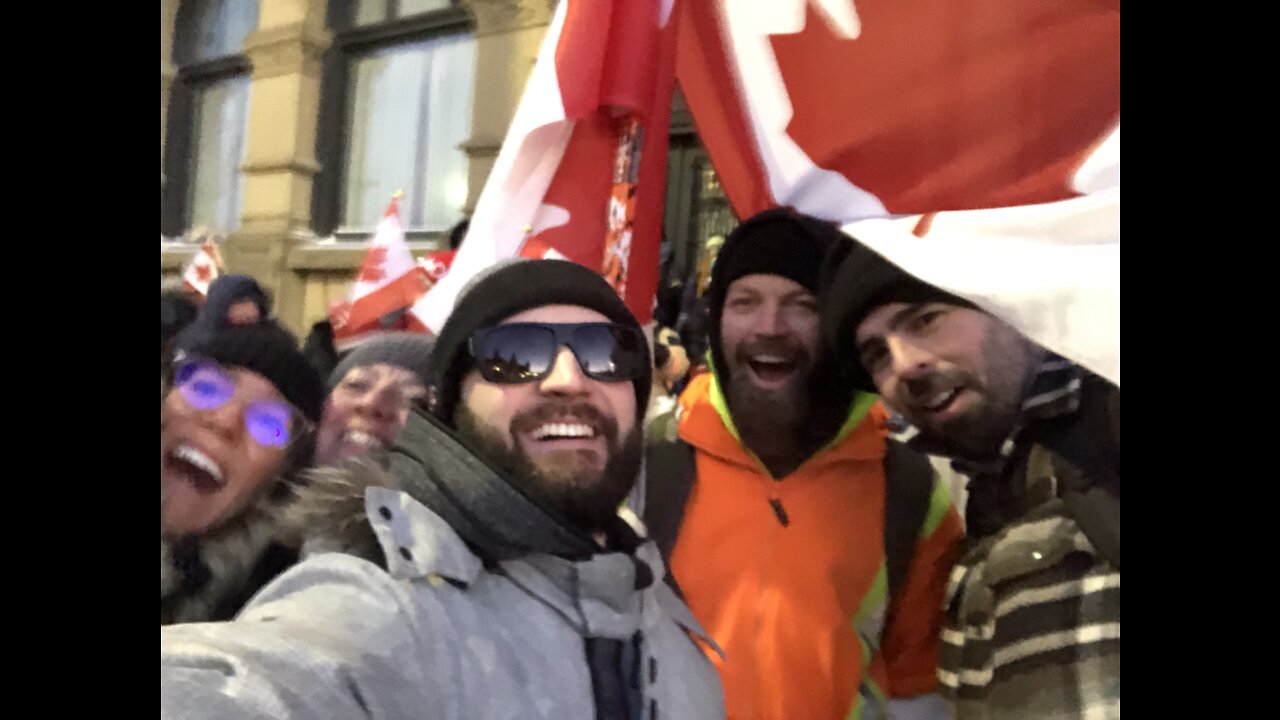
[331,196,432,342]
[417,250,457,284]
[410,0,681,333]
[678,0,1120,386]
[182,240,225,297]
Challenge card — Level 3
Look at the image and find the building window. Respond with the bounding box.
[665,140,736,292]
[162,0,259,237]
[313,0,476,239]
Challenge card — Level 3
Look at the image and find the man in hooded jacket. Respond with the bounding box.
[161,259,726,720]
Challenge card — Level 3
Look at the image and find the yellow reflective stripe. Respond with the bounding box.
[919,472,954,539]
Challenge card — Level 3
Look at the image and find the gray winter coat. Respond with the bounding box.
[160,484,727,719]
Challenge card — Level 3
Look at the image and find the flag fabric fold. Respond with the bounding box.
[677,0,1120,385]
[412,0,682,333]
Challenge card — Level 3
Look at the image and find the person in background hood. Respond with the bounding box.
[172,274,274,354]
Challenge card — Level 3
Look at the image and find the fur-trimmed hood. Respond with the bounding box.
[277,457,403,565]
[161,393,317,625]
[161,483,299,626]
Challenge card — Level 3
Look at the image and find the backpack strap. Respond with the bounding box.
[1033,375,1121,569]
[643,439,698,597]
[882,439,936,601]
[1060,478,1121,570]
[644,433,942,602]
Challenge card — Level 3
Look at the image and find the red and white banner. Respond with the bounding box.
[331,196,432,343]
[417,250,457,284]
[678,0,1120,385]
[182,240,225,297]
[411,0,681,333]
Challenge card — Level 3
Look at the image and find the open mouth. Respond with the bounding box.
[164,444,225,493]
[342,429,385,451]
[531,422,599,441]
[745,354,799,387]
[522,419,607,455]
[918,387,963,416]
[512,403,616,454]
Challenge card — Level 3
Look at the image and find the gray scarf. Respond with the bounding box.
[384,405,603,562]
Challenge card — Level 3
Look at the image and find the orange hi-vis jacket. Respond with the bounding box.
[669,373,963,720]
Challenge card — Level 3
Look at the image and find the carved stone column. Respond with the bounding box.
[225,0,332,334]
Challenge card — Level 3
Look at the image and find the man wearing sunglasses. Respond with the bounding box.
[161,259,726,719]
[161,321,324,625]
[642,209,964,720]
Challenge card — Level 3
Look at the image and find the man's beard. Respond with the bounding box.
[725,337,815,475]
[899,324,1039,461]
[454,401,643,535]
[897,369,1016,461]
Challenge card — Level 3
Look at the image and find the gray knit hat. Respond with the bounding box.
[327,333,435,391]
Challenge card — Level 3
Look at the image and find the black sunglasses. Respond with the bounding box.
[469,322,648,384]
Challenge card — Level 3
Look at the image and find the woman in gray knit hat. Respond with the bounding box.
[313,332,434,467]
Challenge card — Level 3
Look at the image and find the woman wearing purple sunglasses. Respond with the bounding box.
[161,321,324,625]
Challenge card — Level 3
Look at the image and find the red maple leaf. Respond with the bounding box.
[330,300,352,329]
[768,0,1120,213]
[194,262,213,282]
[356,247,388,284]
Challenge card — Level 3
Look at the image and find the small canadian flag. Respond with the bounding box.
[331,194,433,342]
[182,240,225,297]
[417,250,456,284]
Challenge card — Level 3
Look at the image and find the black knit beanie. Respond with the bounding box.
[180,321,325,423]
[818,235,977,392]
[706,208,845,384]
[425,259,650,424]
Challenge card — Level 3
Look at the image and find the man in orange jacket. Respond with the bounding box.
[644,209,964,720]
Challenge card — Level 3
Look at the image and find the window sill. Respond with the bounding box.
[161,245,197,271]
[287,244,368,270]
[286,241,447,271]
[162,241,450,272]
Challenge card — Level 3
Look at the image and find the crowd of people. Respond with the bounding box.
[160,208,1119,720]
